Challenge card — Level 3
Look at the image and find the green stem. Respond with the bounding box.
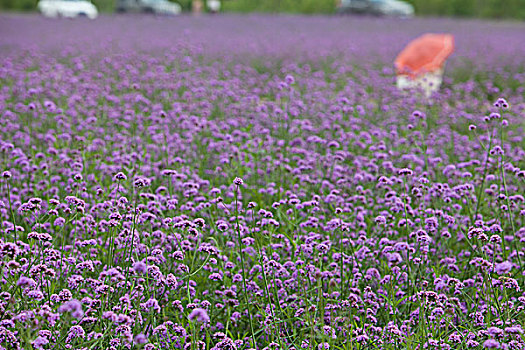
[474,127,494,219]
[5,180,17,242]
[234,184,257,348]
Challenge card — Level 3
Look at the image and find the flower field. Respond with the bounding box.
[0,14,525,350]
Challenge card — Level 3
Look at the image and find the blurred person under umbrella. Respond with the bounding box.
[395,33,454,97]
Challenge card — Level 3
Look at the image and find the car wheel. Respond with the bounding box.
[78,12,88,17]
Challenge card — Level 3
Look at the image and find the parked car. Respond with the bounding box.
[116,0,182,15]
[337,0,414,18]
[37,0,98,19]
[207,0,220,13]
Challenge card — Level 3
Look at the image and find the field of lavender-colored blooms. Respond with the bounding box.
[1,13,525,350]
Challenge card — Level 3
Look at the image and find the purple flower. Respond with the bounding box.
[32,336,49,349]
[375,215,387,225]
[66,325,85,343]
[398,168,413,176]
[134,177,151,188]
[505,326,523,334]
[114,172,127,181]
[58,299,84,319]
[285,75,295,85]
[495,261,512,275]
[487,327,503,338]
[17,276,36,287]
[233,177,244,186]
[209,272,223,281]
[133,261,148,274]
[483,339,500,349]
[494,98,509,109]
[134,334,147,344]
[27,290,45,300]
[188,308,210,323]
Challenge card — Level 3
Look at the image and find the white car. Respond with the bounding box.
[207,0,220,13]
[38,0,98,19]
[337,0,414,18]
[116,0,181,15]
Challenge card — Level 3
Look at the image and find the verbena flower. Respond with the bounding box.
[188,308,209,323]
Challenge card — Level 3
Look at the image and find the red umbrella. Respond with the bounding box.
[395,33,454,79]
